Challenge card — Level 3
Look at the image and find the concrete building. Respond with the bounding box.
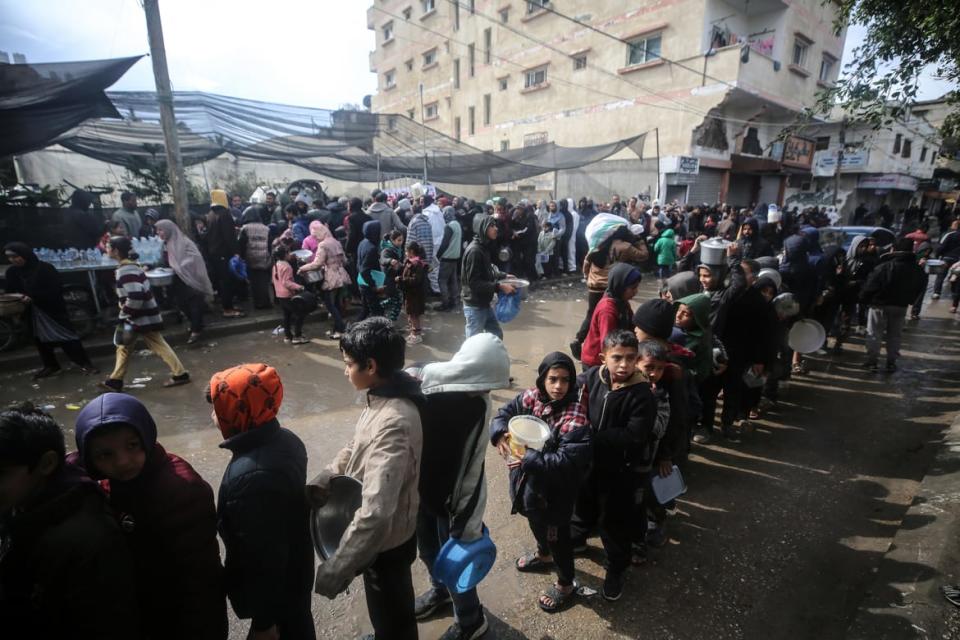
[367,0,847,203]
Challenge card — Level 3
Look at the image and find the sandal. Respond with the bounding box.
[515,552,552,572]
[163,374,191,388]
[538,582,577,613]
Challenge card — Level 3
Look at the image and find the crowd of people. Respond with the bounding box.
[2,180,959,639]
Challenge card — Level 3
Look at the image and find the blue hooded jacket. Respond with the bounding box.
[357,219,382,286]
[74,392,158,470]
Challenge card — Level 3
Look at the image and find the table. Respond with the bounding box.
[53,263,119,314]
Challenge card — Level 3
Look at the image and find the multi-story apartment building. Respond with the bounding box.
[367,0,847,204]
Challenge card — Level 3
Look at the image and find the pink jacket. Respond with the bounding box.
[272,260,303,298]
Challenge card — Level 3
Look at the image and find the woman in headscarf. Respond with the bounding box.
[298,220,350,338]
[155,220,215,345]
[3,242,98,378]
[238,209,273,310]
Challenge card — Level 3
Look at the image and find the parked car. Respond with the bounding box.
[819,226,896,251]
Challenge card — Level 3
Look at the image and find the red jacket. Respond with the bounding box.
[582,297,633,368]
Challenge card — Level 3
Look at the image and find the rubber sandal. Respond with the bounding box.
[515,552,552,572]
[538,583,577,613]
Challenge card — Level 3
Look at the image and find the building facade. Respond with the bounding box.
[367,0,847,203]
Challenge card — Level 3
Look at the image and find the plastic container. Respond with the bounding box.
[508,415,551,452]
[700,238,731,266]
[310,475,363,561]
[433,526,497,594]
[651,465,687,504]
[788,319,826,354]
[356,270,386,288]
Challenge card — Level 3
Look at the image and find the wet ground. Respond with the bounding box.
[2,279,959,640]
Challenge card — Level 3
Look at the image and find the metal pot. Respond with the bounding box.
[304,269,323,284]
[700,238,731,266]
[310,475,363,560]
[925,259,946,275]
[145,267,174,287]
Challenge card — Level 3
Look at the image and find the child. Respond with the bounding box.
[398,240,429,345]
[537,221,557,278]
[70,393,227,639]
[210,363,315,639]
[653,228,678,282]
[490,352,591,613]
[672,293,715,384]
[412,333,511,638]
[272,244,309,344]
[307,318,423,639]
[572,331,656,602]
[581,263,642,369]
[102,235,190,392]
[380,229,405,321]
[0,403,139,639]
[357,220,384,320]
[678,232,696,259]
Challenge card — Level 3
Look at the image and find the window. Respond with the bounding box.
[421,0,435,14]
[932,149,938,165]
[498,76,508,91]
[387,115,398,131]
[573,54,587,70]
[453,59,460,89]
[424,101,439,120]
[468,43,475,77]
[484,28,492,64]
[483,94,491,125]
[500,8,509,23]
[468,106,476,135]
[819,54,836,83]
[627,34,662,66]
[454,117,461,141]
[454,0,460,30]
[405,58,414,71]
[792,36,811,67]
[384,70,396,88]
[524,131,548,147]
[815,136,830,151]
[500,139,510,151]
[402,6,412,20]
[524,65,548,88]
[893,133,902,154]
[469,0,475,13]
[408,109,416,119]
[423,48,437,68]
[382,22,394,42]
[527,0,549,14]
[920,146,927,162]
[902,139,912,158]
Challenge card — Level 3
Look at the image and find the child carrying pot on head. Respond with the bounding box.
[489,352,592,613]
[102,236,190,392]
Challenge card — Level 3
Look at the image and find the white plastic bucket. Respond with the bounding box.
[508,415,550,452]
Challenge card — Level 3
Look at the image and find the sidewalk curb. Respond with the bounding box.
[846,412,960,639]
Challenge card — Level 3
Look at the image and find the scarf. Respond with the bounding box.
[155,220,215,296]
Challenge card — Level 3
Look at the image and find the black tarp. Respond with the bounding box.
[0,57,141,157]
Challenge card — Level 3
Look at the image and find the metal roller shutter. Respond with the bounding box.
[758,175,781,205]
[686,167,724,204]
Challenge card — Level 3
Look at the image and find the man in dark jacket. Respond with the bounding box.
[461,216,515,339]
[736,217,772,259]
[934,218,960,298]
[0,404,139,640]
[367,190,406,237]
[211,364,315,640]
[571,331,656,602]
[65,189,105,248]
[860,239,927,371]
[357,220,384,320]
[346,197,372,264]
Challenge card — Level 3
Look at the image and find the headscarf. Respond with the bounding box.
[443,206,456,223]
[155,220,215,296]
[240,206,262,226]
[309,220,326,239]
[209,363,284,439]
[535,352,580,411]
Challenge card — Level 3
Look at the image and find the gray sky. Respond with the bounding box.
[0,0,951,110]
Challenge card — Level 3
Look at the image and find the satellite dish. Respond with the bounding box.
[362,95,372,110]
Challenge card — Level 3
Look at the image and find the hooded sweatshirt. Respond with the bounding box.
[736,218,772,259]
[581,263,641,368]
[461,216,503,307]
[674,293,714,382]
[368,200,406,237]
[418,333,510,539]
[70,393,227,640]
[653,228,678,266]
[357,219,382,287]
[666,271,701,301]
[311,371,424,594]
[490,352,592,519]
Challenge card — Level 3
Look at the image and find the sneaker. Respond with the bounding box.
[283,337,293,344]
[692,428,712,444]
[932,293,941,300]
[292,336,311,345]
[885,361,897,373]
[602,570,624,601]
[721,426,741,443]
[100,378,123,392]
[631,543,647,565]
[439,610,489,640]
[860,360,879,372]
[413,587,451,620]
[406,333,423,345]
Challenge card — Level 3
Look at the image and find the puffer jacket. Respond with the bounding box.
[583,238,649,292]
[217,420,313,631]
[861,251,927,307]
[310,372,424,591]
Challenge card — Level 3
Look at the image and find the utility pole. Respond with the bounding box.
[419,83,428,184]
[142,0,191,233]
[833,117,846,208]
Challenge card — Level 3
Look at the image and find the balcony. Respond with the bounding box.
[367,5,376,30]
[701,45,823,113]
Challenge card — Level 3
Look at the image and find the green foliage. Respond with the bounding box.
[215,170,260,201]
[0,184,64,207]
[818,0,959,138]
[122,156,171,205]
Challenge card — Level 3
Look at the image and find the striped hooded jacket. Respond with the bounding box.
[115,260,164,333]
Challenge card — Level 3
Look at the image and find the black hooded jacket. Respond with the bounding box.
[490,353,592,520]
[736,218,773,259]
[461,216,503,307]
[860,251,927,307]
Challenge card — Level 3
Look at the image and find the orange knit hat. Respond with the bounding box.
[209,363,283,438]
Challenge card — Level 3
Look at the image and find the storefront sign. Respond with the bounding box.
[678,156,700,174]
[858,173,919,191]
[781,135,815,169]
[813,149,870,176]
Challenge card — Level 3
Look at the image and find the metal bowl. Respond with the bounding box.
[926,259,946,275]
[145,267,174,287]
[310,475,363,560]
[292,249,313,263]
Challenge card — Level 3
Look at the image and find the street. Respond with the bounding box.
[2,280,959,639]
